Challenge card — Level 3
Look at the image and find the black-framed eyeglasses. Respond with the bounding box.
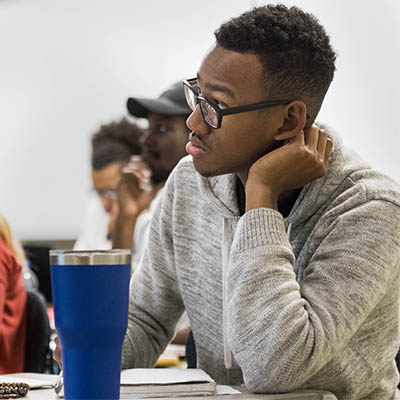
[183,78,292,129]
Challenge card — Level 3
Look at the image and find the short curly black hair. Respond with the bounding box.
[91,117,143,170]
[215,4,336,122]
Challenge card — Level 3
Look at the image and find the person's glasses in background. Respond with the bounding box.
[95,187,117,200]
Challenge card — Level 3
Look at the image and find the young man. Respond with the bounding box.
[122,5,400,399]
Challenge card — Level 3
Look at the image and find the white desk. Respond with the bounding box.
[2,373,337,400]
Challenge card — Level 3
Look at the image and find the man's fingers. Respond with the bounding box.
[324,138,334,164]
[122,165,150,178]
[304,125,319,149]
[316,129,328,156]
[127,155,151,171]
[129,155,144,163]
[122,164,152,183]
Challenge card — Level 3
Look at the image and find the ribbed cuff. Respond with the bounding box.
[234,208,289,251]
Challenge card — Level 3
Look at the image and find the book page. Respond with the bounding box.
[120,369,214,386]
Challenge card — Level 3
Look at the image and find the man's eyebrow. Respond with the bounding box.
[197,74,236,99]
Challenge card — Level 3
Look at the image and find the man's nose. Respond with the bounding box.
[186,105,210,135]
[100,197,113,214]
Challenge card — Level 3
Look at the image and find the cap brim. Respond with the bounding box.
[127,97,190,118]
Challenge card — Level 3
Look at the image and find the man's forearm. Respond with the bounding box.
[112,213,139,249]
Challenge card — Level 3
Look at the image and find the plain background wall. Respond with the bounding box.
[0,0,399,240]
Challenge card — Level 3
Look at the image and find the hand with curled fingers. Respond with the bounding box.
[246,125,333,211]
[117,155,162,218]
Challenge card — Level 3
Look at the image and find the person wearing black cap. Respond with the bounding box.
[112,82,191,256]
[127,81,192,186]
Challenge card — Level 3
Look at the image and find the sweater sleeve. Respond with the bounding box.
[227,199,400,392]
[121,174,184,369]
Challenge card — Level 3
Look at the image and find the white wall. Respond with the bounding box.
[0,0,399,240]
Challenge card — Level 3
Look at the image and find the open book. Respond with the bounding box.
[120,368,216,398]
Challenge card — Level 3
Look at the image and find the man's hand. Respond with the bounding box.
[245,126,333,211]
[117,156,160,218]
[112,156,162,250]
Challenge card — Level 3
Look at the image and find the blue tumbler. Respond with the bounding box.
[50,250,131,400]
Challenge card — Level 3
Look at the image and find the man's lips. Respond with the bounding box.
[190,133,207,150]
[186,132,207,157]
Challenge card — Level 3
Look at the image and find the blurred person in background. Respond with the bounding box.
[74,118,143,250]
[113,82,191,261]
[0,213,27,373]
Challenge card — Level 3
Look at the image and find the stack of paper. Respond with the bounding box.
[120,368,216,398]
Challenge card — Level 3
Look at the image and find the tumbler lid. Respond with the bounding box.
[49,249,131,266]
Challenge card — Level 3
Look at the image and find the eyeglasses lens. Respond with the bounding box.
[200,101,218,128]
[184,85,197,110]
[184,80,218,129]
[96,188,117,199]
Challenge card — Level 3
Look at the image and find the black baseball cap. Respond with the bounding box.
[127,81,192,118]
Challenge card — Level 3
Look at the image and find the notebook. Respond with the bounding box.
[120,368,216,398]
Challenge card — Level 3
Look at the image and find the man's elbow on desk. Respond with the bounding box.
[241,369,299,394]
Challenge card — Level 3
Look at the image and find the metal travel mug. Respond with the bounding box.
[50,250,131,400]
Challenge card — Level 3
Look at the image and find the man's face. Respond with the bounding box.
[140,113,189,184]
[91,161,121,214]
[186,45,284,179]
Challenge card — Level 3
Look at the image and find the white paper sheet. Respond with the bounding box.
[121,368,214,385]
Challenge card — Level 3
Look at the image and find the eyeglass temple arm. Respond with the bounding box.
[220,101,311,120]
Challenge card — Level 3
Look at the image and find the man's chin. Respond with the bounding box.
[192,159,220,178]
[193,165,218,178]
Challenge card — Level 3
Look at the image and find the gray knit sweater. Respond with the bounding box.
[122,127,400,399]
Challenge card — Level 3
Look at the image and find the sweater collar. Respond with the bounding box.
[285,124,371,227]
[197,173,240,218]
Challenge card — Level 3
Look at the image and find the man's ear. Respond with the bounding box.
[274,101,307,141]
